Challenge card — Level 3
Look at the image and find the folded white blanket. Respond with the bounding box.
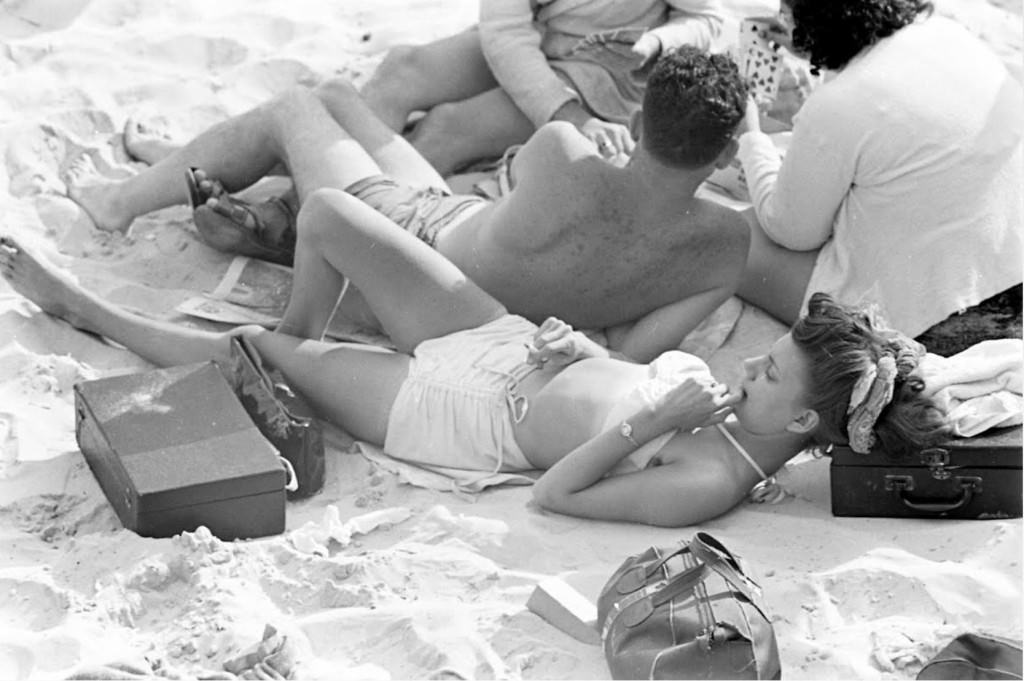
[916,338,1023,437]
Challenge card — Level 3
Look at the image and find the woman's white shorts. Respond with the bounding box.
[383,314,538,474]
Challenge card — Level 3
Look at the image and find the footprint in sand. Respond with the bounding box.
[0,642,34,681]
[0,577,70,631]
[122,115,181,166]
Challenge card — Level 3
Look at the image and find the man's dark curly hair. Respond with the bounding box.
[788,0,933,72]
[642,45,747,169]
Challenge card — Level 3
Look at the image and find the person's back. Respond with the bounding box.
[436,48,751,359]
[806,14,1023,334]
[440,124,747,330]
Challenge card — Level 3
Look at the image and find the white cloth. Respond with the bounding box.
[479,0,724,127]
[916,339,1024,437]
[601,351,710,473]
[737,15,1024,337]
[382,314,538,494]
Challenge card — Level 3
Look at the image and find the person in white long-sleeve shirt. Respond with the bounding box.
[734,0,1023,339]
[361,0,724,175]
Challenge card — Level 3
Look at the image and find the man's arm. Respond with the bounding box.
[604,286,734,363]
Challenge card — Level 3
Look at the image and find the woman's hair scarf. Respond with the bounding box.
[845,328,926,453]
[846,355,897,453]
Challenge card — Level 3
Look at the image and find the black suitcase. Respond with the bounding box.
[830,426,1022,519]
[75,362,287,540]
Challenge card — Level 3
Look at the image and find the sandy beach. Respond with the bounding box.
[0,1,1021,679]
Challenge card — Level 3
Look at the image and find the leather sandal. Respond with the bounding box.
[193,196,297,267]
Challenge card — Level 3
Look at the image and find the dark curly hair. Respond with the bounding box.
[788,0,933,72]
[791,293,950,456]
[641,45,747,169]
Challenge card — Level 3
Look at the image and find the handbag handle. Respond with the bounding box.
[618,563,708,628]
[615,543,693,594]
[649,563,707,608]
[689,533,765,608]
[649,533,756,609]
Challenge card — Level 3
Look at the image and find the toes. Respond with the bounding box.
[207,197,256,230]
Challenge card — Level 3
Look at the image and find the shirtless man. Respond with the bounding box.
[69,47,749,362]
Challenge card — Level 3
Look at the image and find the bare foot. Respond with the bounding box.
[65,155,133,233]
[123,116,181,165]
[0,236,95,332]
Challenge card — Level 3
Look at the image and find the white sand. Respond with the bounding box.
[0,1,1021,679]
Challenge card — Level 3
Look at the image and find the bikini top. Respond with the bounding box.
[604,351,786,503]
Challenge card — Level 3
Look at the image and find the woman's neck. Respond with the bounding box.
[722,421,809,478]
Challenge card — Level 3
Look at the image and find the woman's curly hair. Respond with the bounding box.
[791,293,950,457]
[788,0,933,72]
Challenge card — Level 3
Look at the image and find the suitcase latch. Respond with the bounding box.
[920,447,951,480]
[884,475,914,492]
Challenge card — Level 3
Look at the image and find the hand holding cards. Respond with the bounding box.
[739,18,784,108]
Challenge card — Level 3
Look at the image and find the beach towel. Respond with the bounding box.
[916,338,1024,437]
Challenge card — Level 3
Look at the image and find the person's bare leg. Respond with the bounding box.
[0,236,240,367]
[314,78,449,190]
[736,208,817,325]
[277,188,507,353]
[0,235,406,444]
[360,28,497,133]
[409,86,537,175]
[69,88,348,233]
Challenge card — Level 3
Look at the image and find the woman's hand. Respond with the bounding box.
[736,95,763,137]
[648,377,741,433]
[526,317,604,369]
[630,32,662,79]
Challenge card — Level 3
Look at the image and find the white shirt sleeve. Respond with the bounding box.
[646,0,725,52]
[479,0,580,128]
[737,96,856,251]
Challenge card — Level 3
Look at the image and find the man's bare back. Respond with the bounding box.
[437,123,749,358]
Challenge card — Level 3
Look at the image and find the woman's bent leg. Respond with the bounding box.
[242,331,406,444]
[279,189,507,353]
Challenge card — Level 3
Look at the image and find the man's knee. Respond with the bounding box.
[370,45,427,95]
[265,84,320,124]
[414,100,474,142]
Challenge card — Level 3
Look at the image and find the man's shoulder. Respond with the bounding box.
[512,123,608,188]
[689,199,750,242]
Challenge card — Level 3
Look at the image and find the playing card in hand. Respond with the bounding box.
[739,18,783,107]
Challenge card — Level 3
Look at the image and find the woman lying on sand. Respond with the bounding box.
[0,189,949,526]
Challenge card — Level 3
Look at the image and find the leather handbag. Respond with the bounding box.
[917,633,1022,680]
[225,336,325,499]
[597,532,781,680]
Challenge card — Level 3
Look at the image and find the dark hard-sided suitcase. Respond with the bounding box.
[75,362,287,540]
[830,426,1022,519]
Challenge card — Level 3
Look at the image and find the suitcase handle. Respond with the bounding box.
[890,475,983,513]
